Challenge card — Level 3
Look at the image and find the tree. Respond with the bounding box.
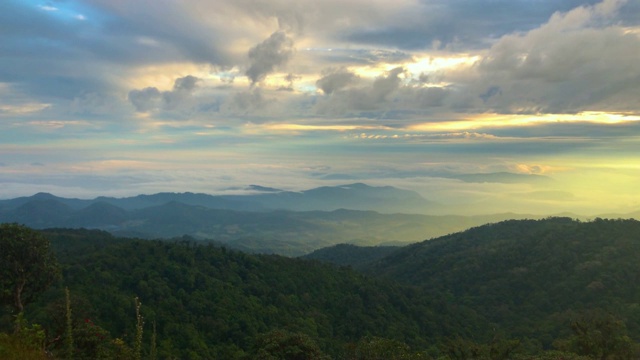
[347,336,427,360]
[252,329,329,360]
[555,310,637,360]
[0,224,59,327]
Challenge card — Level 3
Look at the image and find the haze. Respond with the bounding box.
[1,0,639,216]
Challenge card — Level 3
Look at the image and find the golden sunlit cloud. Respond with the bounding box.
[514,164,570,175]
[409,111,640,132]
[622,26,640,35]
[347,53,480,83]
[406,54,480,76]
[124,63,212,90]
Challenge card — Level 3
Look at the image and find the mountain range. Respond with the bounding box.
[0,183,538,255]
[0,183,434,213]
[2,183,639,256]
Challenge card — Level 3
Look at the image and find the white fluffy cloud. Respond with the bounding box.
[454,0,640,114]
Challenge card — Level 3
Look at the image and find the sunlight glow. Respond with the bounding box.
[406,55,480,76]
[409,112,640,131]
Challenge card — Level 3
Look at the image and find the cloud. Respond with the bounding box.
[4,0,638,122]
[39,5,59,12]
[70,92,128,116]
[315,67,406,114]
[173,75,199,91]
[460,0,640,114]
[316,68,359,95]
[370,67,405,102]
[2,0,640,216]
[128,75,200,113]
[163,75,200,110]
[128,87,163,113]
[340,0,613,50]
[246,31,295,85]
[223,88,268,115]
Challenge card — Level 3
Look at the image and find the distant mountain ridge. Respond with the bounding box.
[3,183,639,256]
[0,183,552,255]
[0,183,434,213]
[0,197,541,256]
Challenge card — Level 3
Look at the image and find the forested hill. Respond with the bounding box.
[364,217,640,344]
[6,219,640,359]
[302,244,400,269]
[26,229,484,359]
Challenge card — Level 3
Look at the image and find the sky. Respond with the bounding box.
[1,0,639,215]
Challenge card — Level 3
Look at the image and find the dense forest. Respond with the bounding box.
[366,217,640,345]
[2,218,640,359]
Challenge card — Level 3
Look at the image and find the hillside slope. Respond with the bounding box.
[30,229,483,359]
[302,243,400,269]
[365,217,640,343]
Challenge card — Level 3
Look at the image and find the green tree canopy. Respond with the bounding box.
[0,224,59,320]
[251,329,329,360]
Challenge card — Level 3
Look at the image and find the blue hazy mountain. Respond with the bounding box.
[0,183,433,214]
[4,183,635,255]
[217,182,436,213]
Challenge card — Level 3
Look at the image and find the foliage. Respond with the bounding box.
[0,223,59,320]
[133,297,143,360]
[0,333,48,360]
[64,287,73,360]
[440,335,521,360]
[72,318,112,359]
[346,336,428,359]
[250,329,329,360]
[0,313,47,360]
[302,244,399,269]
[553,310,639,359]
[3,218,640,358]
[513,350,591,360]
[366,218,640,345]
[31,228,483,358]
